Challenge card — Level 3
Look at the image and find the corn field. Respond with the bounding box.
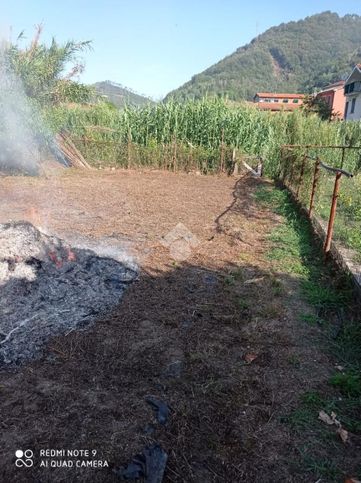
[43,98,361,175]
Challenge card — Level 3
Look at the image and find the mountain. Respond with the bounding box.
[165,12,361,101]
[93,81,154,108]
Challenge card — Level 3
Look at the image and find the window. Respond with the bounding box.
[274,99,279,103]
[292,99,299,104]
[345,83,355,94]
[282,99,289,103]
[345,101,349,117]
[351,98,356,114]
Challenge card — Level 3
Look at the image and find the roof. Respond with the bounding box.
[328,80,345,87]
[317,80,345,94]
[255,92,305,99]
[254,102,301,111]
[345,65,361,85]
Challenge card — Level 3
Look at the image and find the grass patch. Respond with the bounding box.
[302,455,342,481]
[285,387,361,480]
[254,185,319,279]
[237,299,250,311]
[301,279,348,311]
[329,319,361,369]
[255,184,352,309]
[329,372,361,398]
[256,182,361,481]
[299,313,326,326]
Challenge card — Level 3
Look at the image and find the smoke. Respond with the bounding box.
[0,45,42,175]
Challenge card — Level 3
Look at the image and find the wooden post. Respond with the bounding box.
[309,158,320,217]
[324,172,342,254]
[162,144,166,170]
[220,129,225,173]
[232,148,238,175]
[173,135,177,172]
[127,129,132,169]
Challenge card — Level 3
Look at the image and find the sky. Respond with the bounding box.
[2,1,361,100]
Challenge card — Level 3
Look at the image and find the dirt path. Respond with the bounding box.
[0,170,357,482]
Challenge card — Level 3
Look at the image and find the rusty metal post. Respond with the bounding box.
[296,154,307,199]
[324,172,342,254]
[309,158,320,217]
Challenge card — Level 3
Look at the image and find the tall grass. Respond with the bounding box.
[42,98,361,175]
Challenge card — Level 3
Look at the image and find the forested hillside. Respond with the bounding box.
[93,81,153,108]
[166,12,361,101]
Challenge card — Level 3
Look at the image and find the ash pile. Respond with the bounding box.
[0,222,137,365]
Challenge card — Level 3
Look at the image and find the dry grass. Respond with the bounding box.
[0,169,358,482]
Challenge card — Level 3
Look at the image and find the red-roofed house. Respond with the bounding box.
[253,92,304,112]
[344,65,361,121]
[315,80,345,119]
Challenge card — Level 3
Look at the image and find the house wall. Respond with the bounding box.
[345,94,361,121]
[254,94,303,104]
[266,97,303,104]
[316,88,345,119]
[317,90,334,107]
[344,66,361,120]
[332,89,346,119]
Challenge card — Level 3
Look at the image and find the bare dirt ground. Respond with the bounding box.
[0,169,357,482]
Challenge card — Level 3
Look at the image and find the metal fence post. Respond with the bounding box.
[324,172,342,254]
[296,153,307,200]
[309,158,320,217]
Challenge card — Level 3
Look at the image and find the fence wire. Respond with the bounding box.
[71,136,236,174]
[280,145,361,259]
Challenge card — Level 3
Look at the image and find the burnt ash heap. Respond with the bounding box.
[0,222,137,364]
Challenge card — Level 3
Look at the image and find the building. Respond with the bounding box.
[344,65,361,121]
[253,93,304,112]
[315,80,345,120]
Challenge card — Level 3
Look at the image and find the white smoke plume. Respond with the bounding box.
[0,44,42,174]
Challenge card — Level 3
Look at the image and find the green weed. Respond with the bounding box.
[329,372,361,397]
[299,313,325,325]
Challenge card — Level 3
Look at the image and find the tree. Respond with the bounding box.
[3,25,93,105]
[302,94,334,121]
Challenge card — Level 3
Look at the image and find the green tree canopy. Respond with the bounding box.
[3,25,93,105]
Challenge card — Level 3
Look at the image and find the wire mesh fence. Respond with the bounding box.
[70,135,238,174]
[280,145,361,259]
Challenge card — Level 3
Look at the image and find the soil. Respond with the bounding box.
[0,169,357,482]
